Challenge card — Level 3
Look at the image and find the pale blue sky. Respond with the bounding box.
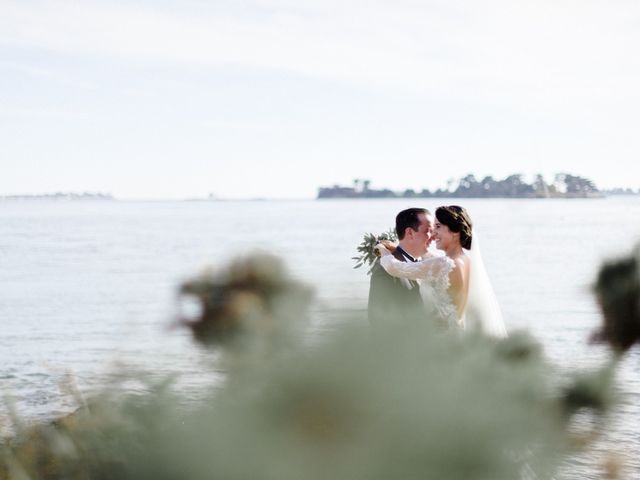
[1,0,639,199]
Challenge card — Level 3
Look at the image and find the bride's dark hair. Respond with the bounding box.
[435,206,473,249]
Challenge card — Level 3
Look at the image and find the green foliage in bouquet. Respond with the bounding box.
[352,228,397,274]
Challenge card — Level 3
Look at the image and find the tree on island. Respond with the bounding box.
[317,173,605,199]
[554,173,599,196]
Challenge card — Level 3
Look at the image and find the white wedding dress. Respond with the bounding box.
[380,253,462,330]
[380,239,507,338]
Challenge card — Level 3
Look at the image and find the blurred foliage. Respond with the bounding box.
[0,251,630,480]
[178,253,313,353]
[592,243,640,352]
[352,229,397,275]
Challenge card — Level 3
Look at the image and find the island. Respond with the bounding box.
[0,192,115,201]
[317,174,617,199]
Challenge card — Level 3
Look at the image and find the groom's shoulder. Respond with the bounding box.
[369,260,389,282]
[369,253,405,284]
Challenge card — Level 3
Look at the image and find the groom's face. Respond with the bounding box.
[419,213,435,250]
[405,212,433,256]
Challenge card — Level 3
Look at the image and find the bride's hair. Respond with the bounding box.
[435,206,473,249]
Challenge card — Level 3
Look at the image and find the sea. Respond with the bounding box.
[1,197,639,479]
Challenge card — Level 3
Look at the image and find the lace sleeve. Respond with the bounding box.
[380,254,455,283]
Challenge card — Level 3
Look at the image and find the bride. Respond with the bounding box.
[375,205,507,338]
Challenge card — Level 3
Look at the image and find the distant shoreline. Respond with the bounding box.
[1,193,638,202]
[0,193,114,201]
[318,174,638,200]
[316,192,610,199]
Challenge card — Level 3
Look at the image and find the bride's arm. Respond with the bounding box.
[377,247,453,281]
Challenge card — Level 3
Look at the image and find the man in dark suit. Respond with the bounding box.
[368,208,434,328]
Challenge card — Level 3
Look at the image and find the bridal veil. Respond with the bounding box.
[465,230,508,338]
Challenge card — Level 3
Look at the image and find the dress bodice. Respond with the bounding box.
[380,254,461,329]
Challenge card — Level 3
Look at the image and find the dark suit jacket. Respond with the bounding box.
[367,247,425,328]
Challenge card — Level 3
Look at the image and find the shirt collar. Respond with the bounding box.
[396,246,418,262]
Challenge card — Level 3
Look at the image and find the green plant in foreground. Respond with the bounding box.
[178,252,313,351]
[592,243,640,352]
[0,252,625,480]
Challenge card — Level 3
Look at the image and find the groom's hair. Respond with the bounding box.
[396,208,430,240]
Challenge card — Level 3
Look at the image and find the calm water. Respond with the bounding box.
[1,197,639,478]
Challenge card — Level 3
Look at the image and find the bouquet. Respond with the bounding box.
[352,228,397,275]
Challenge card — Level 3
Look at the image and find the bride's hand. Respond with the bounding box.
[374,240,396,256]
[379,239,397,252]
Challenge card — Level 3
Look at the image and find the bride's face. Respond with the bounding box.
[433,221,455,250]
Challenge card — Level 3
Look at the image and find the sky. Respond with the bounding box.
[1,0,639,199]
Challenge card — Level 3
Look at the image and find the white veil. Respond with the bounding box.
[464,230,508,338]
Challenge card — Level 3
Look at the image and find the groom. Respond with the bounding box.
[368,207,434,328]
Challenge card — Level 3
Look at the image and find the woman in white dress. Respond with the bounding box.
[375,205,507,338]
